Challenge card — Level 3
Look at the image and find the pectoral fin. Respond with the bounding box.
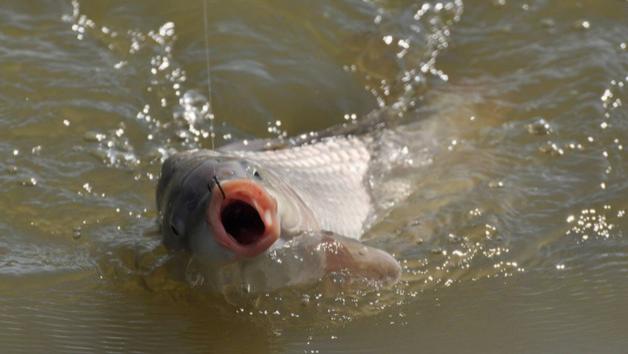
[313,231,401,287]
[210,231,401,294]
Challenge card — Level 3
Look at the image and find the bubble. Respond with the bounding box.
[527,118,552,135]
[20,177,38,187]
[539,142,564,156]
[72,226,82,240]
[488,180,504,188]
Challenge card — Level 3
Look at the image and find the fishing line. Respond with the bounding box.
[212,175,226,199]
[202,0,216,149]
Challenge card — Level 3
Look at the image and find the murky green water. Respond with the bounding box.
[1,0,627,352]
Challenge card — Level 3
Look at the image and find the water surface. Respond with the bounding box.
[1,0,627,353]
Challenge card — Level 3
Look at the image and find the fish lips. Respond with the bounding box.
[207,178,280,258]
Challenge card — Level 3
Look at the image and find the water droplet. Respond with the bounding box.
[84,131,106,142]
[72,226,82,240]
[527,118,552,135]
[541,18,555,28]
[488,180,504,188]
[20,177,38,187]
[301,294,310,306]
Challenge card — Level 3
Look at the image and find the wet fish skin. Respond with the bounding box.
[207,231,401,294]
[157,150,286,262]
[156,135,402,292]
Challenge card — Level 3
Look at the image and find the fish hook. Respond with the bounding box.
[210,175,226,199]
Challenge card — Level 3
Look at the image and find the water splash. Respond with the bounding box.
[63,2,218,155]
[349,0,464,113]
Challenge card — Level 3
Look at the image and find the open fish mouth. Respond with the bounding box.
[207,179,280,258]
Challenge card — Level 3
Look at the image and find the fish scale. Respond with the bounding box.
[229,135,374,239]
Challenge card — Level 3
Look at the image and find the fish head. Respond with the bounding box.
[203,158,281,259]
[205,160,280,258]
[160,153,280,263]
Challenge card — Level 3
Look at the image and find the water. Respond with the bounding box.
[1,0,627,352]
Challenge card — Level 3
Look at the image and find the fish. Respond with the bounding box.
[156,120,405,294]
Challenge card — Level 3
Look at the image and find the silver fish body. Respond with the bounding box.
[156,134,401,293]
